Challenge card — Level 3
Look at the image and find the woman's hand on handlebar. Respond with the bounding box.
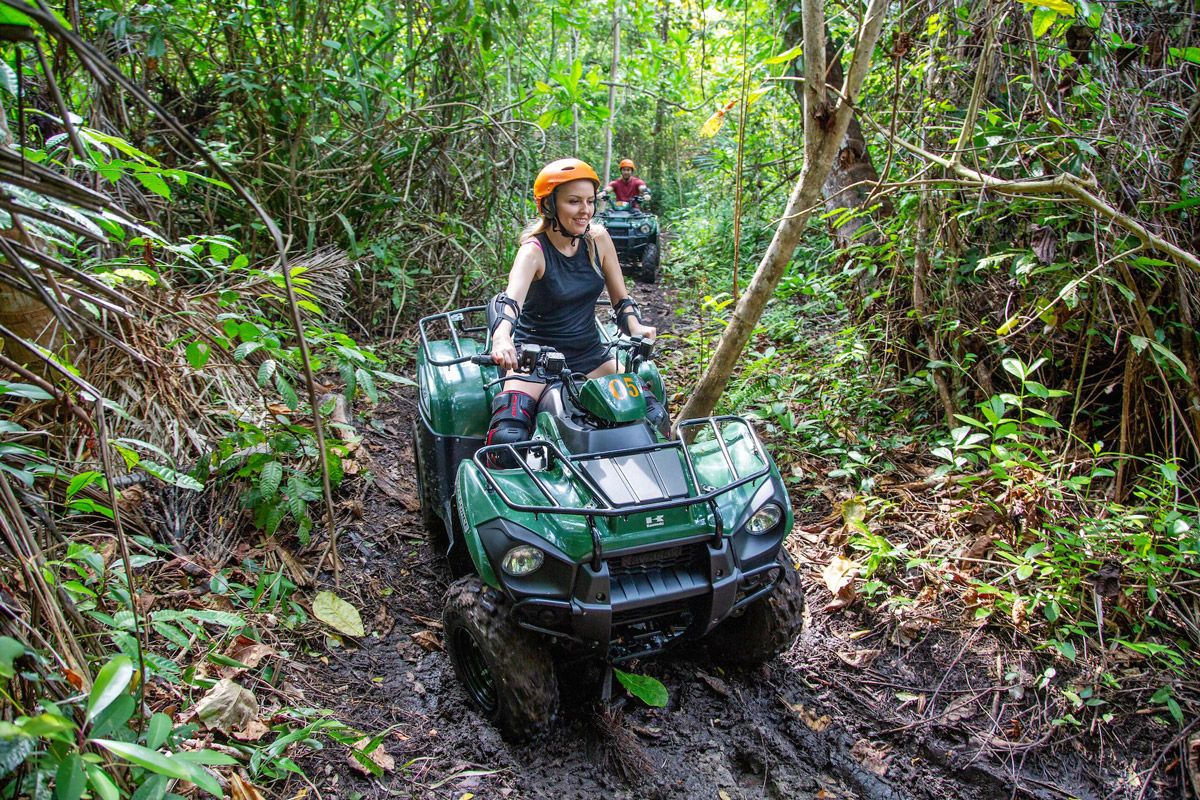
[490,332,519,371]
[629,320,657,340]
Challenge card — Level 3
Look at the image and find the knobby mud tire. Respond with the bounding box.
[707,550,805,665]
[639,241,660,283]
[443,576,559,741]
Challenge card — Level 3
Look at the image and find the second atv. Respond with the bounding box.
[413,306,804,741]
[596,199,661,283]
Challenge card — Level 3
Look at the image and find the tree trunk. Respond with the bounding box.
[603,1,620,186]
[783,23,890,248]
[676,0,888,423]
[571,28,580,157]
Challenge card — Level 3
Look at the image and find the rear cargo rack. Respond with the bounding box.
[417,305,489,366]
[473,416,772,566]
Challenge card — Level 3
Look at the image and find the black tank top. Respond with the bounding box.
[513,232,605,368]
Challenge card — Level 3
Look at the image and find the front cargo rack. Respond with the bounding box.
[472,416,772,567]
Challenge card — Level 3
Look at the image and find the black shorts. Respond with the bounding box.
[513,332,611,375]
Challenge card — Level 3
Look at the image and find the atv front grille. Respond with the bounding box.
[608,544,700,578]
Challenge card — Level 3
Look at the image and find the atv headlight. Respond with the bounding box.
[638,223,652,234]
[501,545,545,576]
[746,502,783,534]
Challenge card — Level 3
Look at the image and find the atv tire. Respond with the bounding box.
[707,550,805,665]
[443,576,559,741]
[411,417,445,539]
[639,241,659,284]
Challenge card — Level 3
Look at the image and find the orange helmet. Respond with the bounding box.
[533,158,600,200]
[619,158,634,169]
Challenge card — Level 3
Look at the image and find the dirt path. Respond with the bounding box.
[286,280,1177,800]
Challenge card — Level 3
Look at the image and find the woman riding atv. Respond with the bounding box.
[485,158,668,455]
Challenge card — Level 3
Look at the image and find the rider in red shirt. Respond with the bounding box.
[605,158,651,205]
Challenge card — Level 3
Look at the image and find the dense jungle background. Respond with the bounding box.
[0,0,1198,797]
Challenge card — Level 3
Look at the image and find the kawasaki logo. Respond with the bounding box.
[646,515,665,528]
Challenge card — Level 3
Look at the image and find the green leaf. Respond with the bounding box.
[140,461,204,491]
[146,713,172,750]
[764,42,803,64]
[312,591,365,637]
[257,360,277,387]
[185,341,210,370]
[613,668,668,707]
[66,471,104,499]
[134,172,171,198]
[0,5,34,26]
[87,766,120,800]
[129,774,167,800]
[168,750,239,766]
[55,754,86,800]
[0,61,17,97]
[93,740,221,797]
[0,636,25,678]
[89,694,135,739]
[274,374,299,410]
[1054,639,1076,662]
[88,656,134,721]
[0,738,34,780]
[233,341,262,361]
[1168,697,1183,724]
[260,461,283,497]
[1031,8,1058,37]
[355,368,378,404]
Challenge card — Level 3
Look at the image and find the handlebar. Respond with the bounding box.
[477,338,656,395]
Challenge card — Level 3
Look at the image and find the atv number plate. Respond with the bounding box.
[607,376,641,399]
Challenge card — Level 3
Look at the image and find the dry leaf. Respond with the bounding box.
[372,605,395,638]
[698,673,731,697]
[1030,223,1058,265]
[410,630,443,652]
[195,679,258,735]
[850,739,889,776]
[347,737,395,775]
[835,648,880,668]
[230,773,266,800]
[222,636,277,677]
[938,695,976,723]
[890,619,922,648]
[779,698,832,732]
[822,555,860,611]
[233,718,270,742]
[1011,596,1030,633]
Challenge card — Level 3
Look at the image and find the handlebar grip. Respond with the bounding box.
[470,354,496,366]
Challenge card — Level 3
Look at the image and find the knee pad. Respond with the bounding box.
[641,382,671,439]
[485,390,538,468]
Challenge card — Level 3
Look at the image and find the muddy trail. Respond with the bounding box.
[286,281,1180,800]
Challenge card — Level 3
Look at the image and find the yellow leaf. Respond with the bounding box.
[700,111,726,138]
[313,591,366,637]
[1022,0,1074,15]
[747,85,774,103]
[996,314,1020,335]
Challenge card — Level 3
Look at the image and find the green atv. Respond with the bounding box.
[413,306,804,741]
[596,199,661,283]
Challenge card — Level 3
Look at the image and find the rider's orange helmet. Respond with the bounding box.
[533,158,600,200]
[619,158,635,169]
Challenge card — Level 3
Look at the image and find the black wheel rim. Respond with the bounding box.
[453,627,497,713]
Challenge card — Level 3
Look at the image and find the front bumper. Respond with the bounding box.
[509,537,784,661]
